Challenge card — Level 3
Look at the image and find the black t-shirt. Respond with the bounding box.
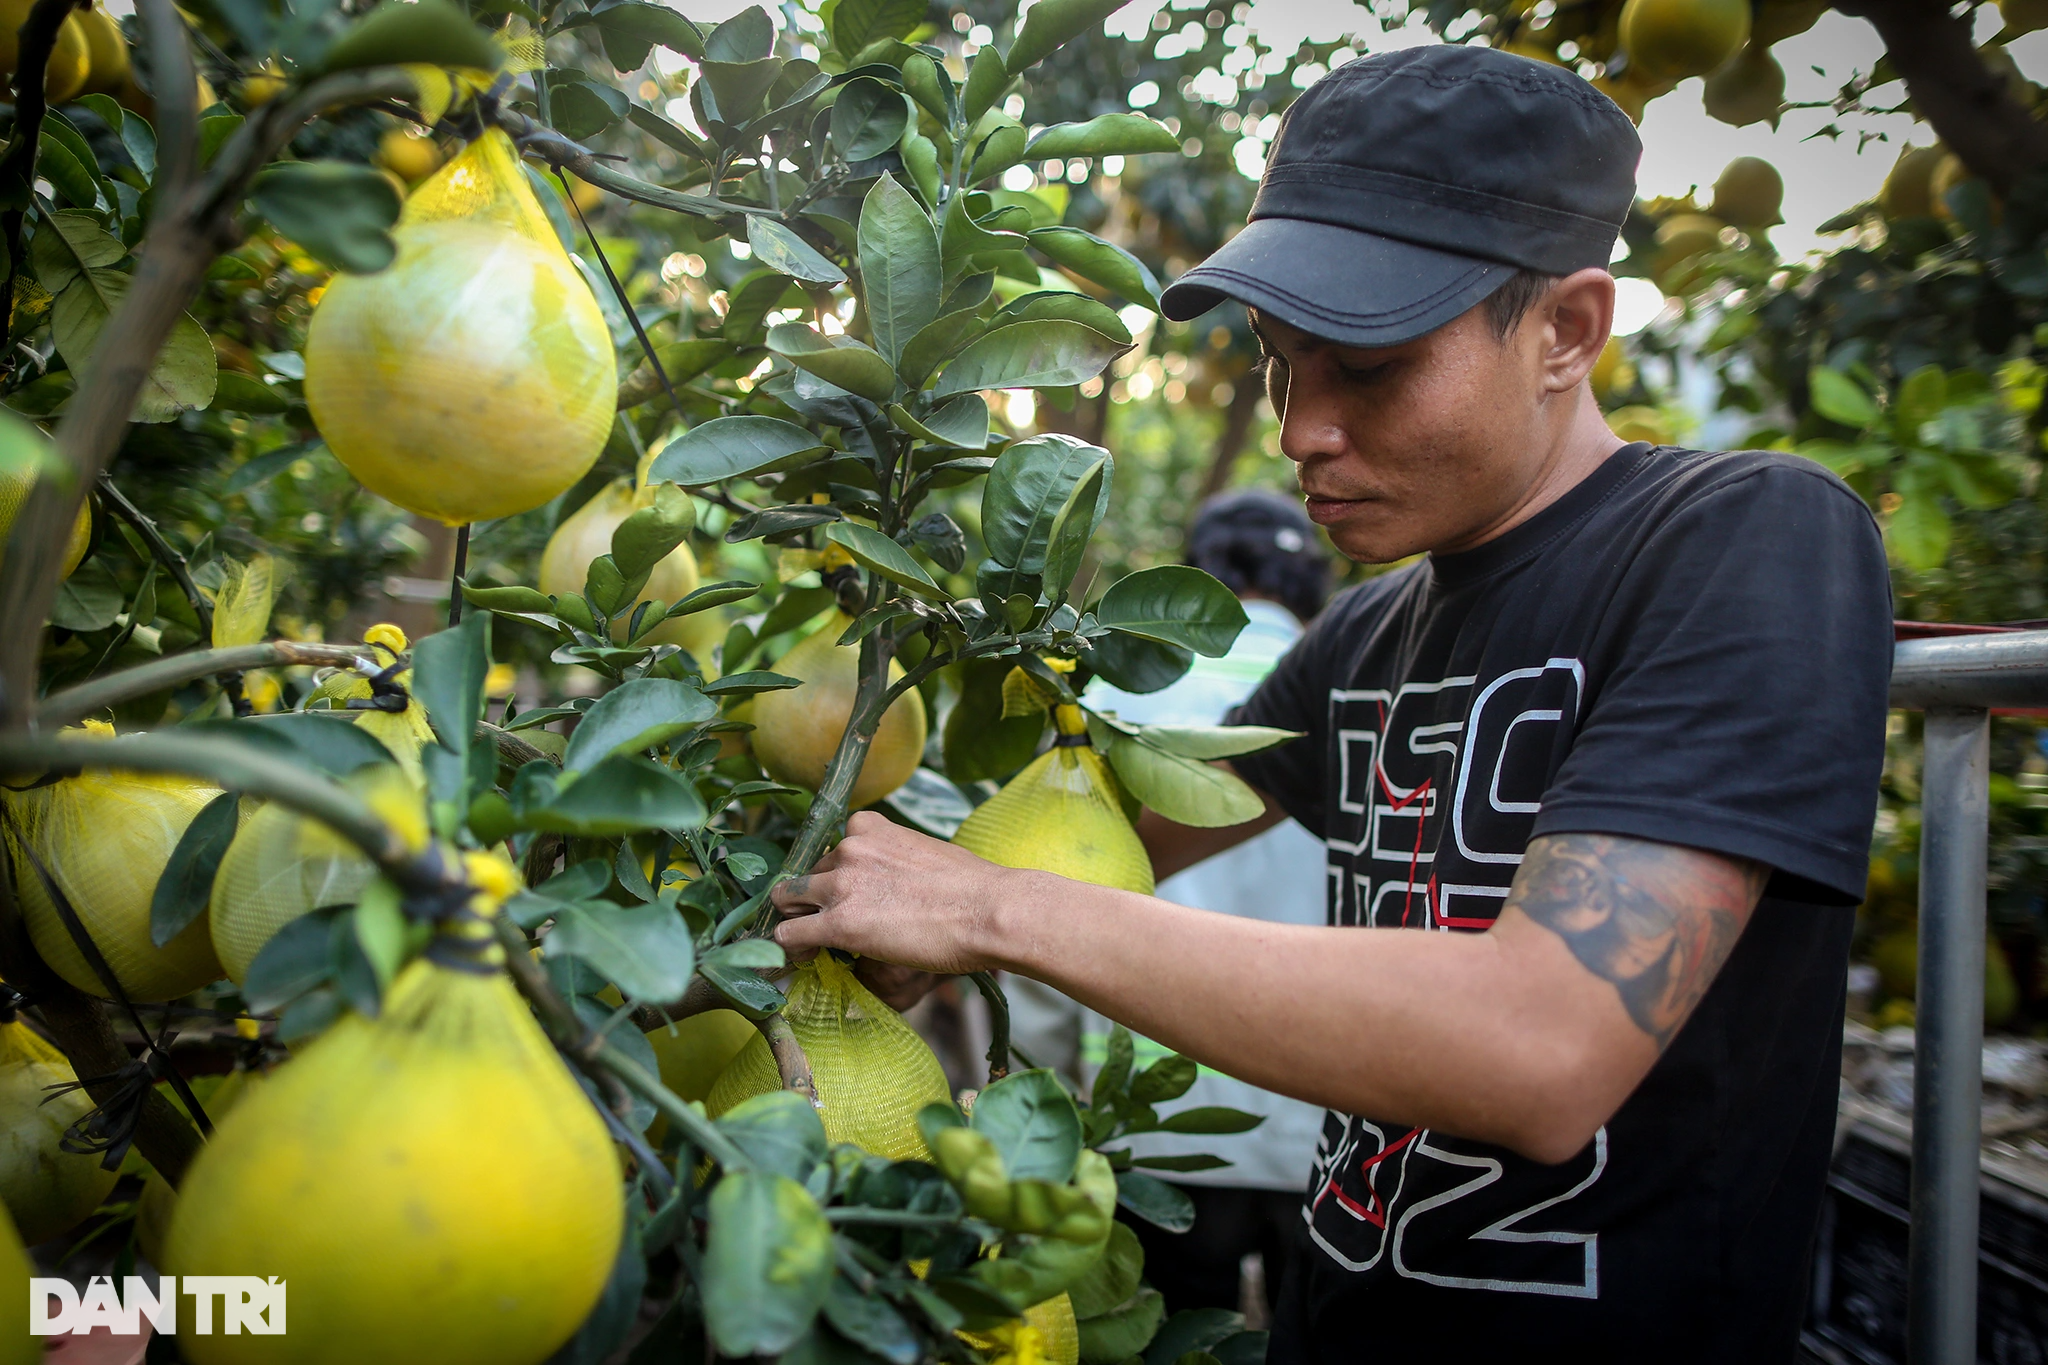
[1228,444,1893,1363]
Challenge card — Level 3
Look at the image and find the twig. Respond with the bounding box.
[0,0,86,342]
[446,526,469,629]
[824,1207,969,1228]
[40,641,370,729]
[968,971,1010,1083]
[760,1012,818,1104]
[492,915,754,1171]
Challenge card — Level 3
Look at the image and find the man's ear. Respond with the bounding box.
[1540,269,1617,395]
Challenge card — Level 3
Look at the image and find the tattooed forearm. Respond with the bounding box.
[1509,834,1766,1050]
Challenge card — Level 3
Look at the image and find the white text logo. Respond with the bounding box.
[30,1277,286,1336]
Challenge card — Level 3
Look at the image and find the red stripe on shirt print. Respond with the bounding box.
[1372,699,1435,929]
[1314,1126,1422,1228]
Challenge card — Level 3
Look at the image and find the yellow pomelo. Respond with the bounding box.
[1751,0,1825,43]
[77,6,126,96]
[951,706,1155,896]
[1650,213,1726,293]
[375,128,441,183]
[1619,0,1750,80]
[539,478,702,647]
[1590,68,1675,123]
[1710,156,1784,227]
[1879,144,1946,220]
[305,130,616,526]
[1,4,96,102]
[136,1066,265,1266]
[647,1008,756,1104]
[1703,48,1784,128]
[1607,405,1675,445]
[0,413,89,581]
[3,723,225,1001]
[0,1016,117,1245]
[164,956,623,1365]
[208,802,372,984]
[751,611,928,808]
[706,954,951,1160]
[0,1202,37,1365]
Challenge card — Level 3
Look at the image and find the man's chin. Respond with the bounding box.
[1308,502,1426,565]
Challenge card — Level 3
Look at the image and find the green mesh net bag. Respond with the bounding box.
[705,954,952,1161]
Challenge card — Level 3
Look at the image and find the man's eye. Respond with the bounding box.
[1339,360,1393,383]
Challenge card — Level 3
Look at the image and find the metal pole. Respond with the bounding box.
[1909,706,1989,1365]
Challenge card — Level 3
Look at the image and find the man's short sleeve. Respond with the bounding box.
[1531,461,1892,903]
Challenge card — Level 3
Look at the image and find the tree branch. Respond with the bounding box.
[1835,0,2048,193]
[40,641,371,729]
[760,1012,818,1103]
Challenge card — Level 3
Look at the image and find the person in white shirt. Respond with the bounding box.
[1007,488,1333,1318]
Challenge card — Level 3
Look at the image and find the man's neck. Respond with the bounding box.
[1434,389,1626,555]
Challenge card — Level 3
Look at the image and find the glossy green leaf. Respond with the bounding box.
[1026,113,1180,161]
[1105,733,1265,827]
[1126,724,1302,760]
[830,0,923,54]
[1808,365,1878,429]
[826,521,947,599]
[150,791,239,948]
[859,173,942,367]
[1128,1052,1197,1104]
[46,246,215,422]
[1039,456,1105,599]
[209,371,289,415]
[996,289,1132,344]
[908,393,991,449]
[529,754,709,835]
[1006,0,1129,73]
[1029,226,1161,309]
[747,217,847,285]
[1069,1221,1145,1320]
[609,482,696,580]
[560,677,716,774]
[1078,1288,1165,1362]
[1886,487,1951,570]
[900,308,991,390]
[968,122,1029,184]
[704,4,773,60]
[960,45,1010,123]
[1155,1106,1263,1135]
[831,76,909,161]
[1894,364,1948,437]
[411,613,489,758]
[1114,1169,1194,1233]
[702,57,783,123]
[933,320,1127,397]
[767,323,898,403]
[942,191,1029,270]
[718,1089,829,1181]
[824,1277,921,1365]
[971,1068,1083,1183]
[703,1171,834,1356]
[982,432,1114,572]
[546,898,696,1002]
[1094,565,1248,656]
[648,416,826,485]
[551,79,632,140]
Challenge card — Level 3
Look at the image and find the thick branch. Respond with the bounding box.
[760,1012,818,1103]
[41,641,371,729]
[1835,0,2048,193]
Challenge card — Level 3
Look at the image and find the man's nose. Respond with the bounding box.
[1276,369,1349,466]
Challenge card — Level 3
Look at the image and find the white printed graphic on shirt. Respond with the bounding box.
[1307,661,1607,1299]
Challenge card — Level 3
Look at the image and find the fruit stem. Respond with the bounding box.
[967,971,1011,1083]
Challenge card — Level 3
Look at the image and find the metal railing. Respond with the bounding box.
[1889,629,2048,1364]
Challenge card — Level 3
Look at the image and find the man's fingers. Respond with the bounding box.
[775,908,834,956]
[771,868,837,914]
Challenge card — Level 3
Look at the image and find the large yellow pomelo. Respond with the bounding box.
[1703,48,1784,128]
[1879,145,1946,220]
[706,954,952,1160]
[1590,67,1675,123]
[539,477,702,647]
[647,1008,756,1104]
[136,1066,266,1266]
[1751,0,1825,44]
[3,723,225,1002]
[164,955,623,1365]
[1710,156,1784,227]
[0,412,89,581]
[750,611,927,808]
[76,6,126,96]
[952,704,1154,896]
[1619,0,1750,81]
[1650,213,1726,293]
[0,0,95,103]
[0,1201,36,1365]
[0,1016,117,1246]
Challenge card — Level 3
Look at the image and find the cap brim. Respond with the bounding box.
[1160,218,1514,348]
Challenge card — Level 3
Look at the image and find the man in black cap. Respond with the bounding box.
[774,44,1892,1361]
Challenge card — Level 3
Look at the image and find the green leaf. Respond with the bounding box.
[943,658,1047,784]
[1128,1052,1196,1104]
[1887,487,1951,571]
[1115,1170,1194,1233]
[858,173,942,367]
[967,123,1028,184]
[209,371,290,415]
[1028,227,1161,310]
[546,899,697,1001]
[1807,365,1878,429]
[1093,1023,1134,1110]
[747,217,846,285]
[321,0,499,71]
[703,1171,834,1357]
[464,582,553,615]
[1142,1309,1244,1365]
[29,209,122,292]
[830,0,923,56]
[996,289,1132,344]
[552,78,632,140]
[1006,0,1128,73]
[1106,733,1265,828]
[582,0,702,68]
[149,790,239,948]
[700,950,788,1017]
[648,416,826,485]
[1068,1221,1145,1319]
[718,1089,828,1181]
[528,754,708,835]
[824,1276,921,1365]
[982,432,1112,577]
[1894,364,1948,438]
[1154,1106,1262,1135]
[933,320,1127,397]
[1124,724,1301,760]
[826,521,946,599]
[704,4,773,60]
[254,713,402,776]
[960,45,1010,124]
[899,308,990,390]
[37,139,100,211]
[251,161,402,274]
[1095,566,1247,657]
[1039,456,1105,600]
[701,57,783,124]
[411,613,489,758]
[767,323,898,403]
[561,677,716,774]
[1078,1288,1164,1362]
[1026,114,1180,161]
[611,482,696,580]
[970,1068,1082,1183]
[905,393,990,449]
[664,580,761,618]
[831,76,909,161]
[49,559,122,631]
[45,239,215,422]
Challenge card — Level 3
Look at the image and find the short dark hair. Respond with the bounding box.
[1483,270,1561,341]
[1186,489,1331,624]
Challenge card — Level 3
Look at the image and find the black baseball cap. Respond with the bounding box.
[1160,45,1641,347]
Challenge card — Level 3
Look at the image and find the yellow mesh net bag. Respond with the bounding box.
[1,722,226,1001]
[705,954,952,1161]
[303,128,616,526]
[951,706,1154,896]
[209,800,374,985]
[961,1293,1080,1365]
